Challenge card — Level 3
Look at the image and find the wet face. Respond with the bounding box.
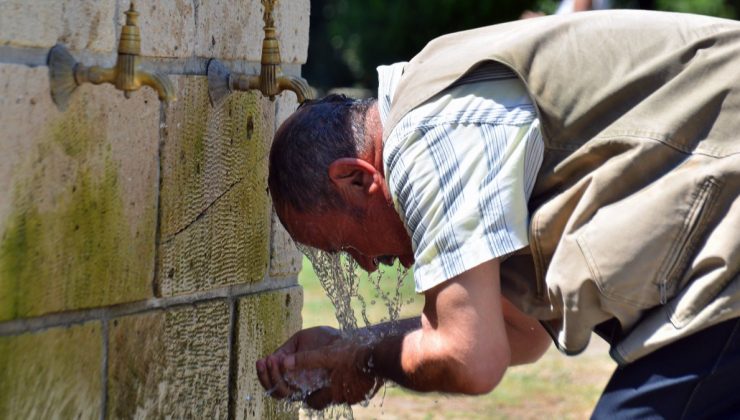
[280,204,414,273]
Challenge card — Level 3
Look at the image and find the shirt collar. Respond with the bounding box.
[376,62,407,127]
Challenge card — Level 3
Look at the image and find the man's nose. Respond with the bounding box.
[347,250,378,273]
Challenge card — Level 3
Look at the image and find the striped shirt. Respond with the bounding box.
[378,62,545,292]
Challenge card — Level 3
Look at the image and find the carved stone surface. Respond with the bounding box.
[268,92,302,279]
[107,301,231,419]
[273,0,311,64]
[0,322,102,419]
[158,77,275,296]
[235,286,303,420]
[269,210,302,278]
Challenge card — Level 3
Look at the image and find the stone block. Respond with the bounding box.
[110,0,309,62]
[275,89,300,125]
[192,0,310,63]
[268,93,302,279]
[157,77,274,296]
[0,322,102,419]
[192,0,265,61]
[269,210,302,278]
[0,0,309,62]
[274,0,311,64]
[126,0,197,58]
[0,64,159,321]
[235,286,303,420]
[0,0,116,52]
[107,301,231,419]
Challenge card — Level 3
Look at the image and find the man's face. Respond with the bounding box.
[280,204,414,273]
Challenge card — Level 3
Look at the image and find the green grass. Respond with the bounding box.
[298,256,615,419]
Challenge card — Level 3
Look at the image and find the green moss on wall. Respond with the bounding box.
[236,288,303,420]
[107,312,166,420]
[0,105,151,321]
[0,323,102,419]
[157,80,272,295]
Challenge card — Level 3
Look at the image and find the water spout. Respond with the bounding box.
[48,2,175,110]
[206,0,313,106]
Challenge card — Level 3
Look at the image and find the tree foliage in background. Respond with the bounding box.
[304,0,738,92]
[305,0,538,91]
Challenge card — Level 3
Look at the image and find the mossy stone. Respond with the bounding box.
[0,97,153,320]
[0,322,102,419]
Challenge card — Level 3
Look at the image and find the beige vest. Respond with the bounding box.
[384,10,740,364]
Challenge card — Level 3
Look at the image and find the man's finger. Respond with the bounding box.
[267,355,292,399]
[256,359,272,392]
[305,388,333,410]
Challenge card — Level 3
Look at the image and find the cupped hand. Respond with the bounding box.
[256,326,342,400]
[283,337,383,410]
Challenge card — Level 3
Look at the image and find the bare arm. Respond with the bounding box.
[370,259,549,394]
[266,259,550,407]
[501,295,551,365]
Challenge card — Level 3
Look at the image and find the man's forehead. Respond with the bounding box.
[280,206,335,250]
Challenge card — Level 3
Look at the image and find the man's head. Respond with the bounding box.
[268,94,414,271]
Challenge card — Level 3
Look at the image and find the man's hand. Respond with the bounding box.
[283,337,383,409]
[256,326,383,409]
[256,326,341,400]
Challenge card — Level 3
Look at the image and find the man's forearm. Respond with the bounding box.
[368,325,486,394]
[362,316,421,340]
[355,261,515,397]
[348,316,445,392]
[344,317,428,390]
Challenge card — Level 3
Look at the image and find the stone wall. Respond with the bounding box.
[0,1,307,418]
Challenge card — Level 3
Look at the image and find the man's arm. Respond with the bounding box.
[282,258,551,405]
[370,258,549,394]
[501,294,552,365]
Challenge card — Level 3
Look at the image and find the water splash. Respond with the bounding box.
[291,243,413,417]
[297,244,411,337]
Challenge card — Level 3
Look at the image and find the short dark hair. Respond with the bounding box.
[268,94,376,214]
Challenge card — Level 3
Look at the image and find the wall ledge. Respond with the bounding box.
[0,275,299,337]
[0,45,303,77]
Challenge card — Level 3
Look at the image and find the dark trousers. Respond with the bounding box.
[592,318,740,419]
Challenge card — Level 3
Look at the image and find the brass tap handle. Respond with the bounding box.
[262,0,277,28]
[48,1,175,111]
[119,2,141,56]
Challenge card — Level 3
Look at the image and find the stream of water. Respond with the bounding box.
[288,244,413,418]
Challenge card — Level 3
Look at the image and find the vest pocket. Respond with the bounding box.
[657,177,722,304]
[575,175,721,310]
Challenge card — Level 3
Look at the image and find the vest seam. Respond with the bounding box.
[596,132,736,158]
[529,211,547,300]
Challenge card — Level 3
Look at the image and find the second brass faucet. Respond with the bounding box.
[207,0,312,106]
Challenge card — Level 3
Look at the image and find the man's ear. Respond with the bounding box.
[328,158,380,207]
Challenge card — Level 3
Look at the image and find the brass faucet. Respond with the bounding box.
[207,0,312,106]
[48,1,175,110]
